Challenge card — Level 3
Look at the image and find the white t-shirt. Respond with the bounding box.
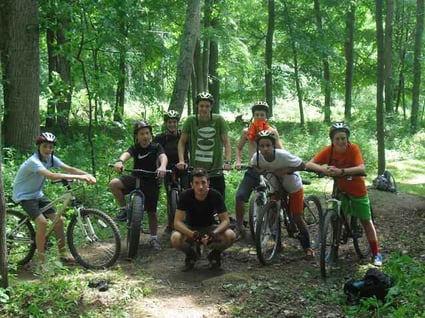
[250,149,303,193]
[13,153,65,202]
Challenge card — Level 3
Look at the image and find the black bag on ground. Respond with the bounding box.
[344,268,393,305]
[373,170,397,193]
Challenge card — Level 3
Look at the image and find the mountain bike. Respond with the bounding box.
[255,172,322,265]
[110,166,170,258]
[164,166,189,231]
[319,175,373,279]
[5,180,121,269]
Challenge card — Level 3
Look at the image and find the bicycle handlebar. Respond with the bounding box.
[108,164,172,174]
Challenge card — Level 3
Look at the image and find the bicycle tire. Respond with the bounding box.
[5,209,36,267]
[168,189,179,229]
[127,194,144,258]
[67,208,121,269]
[248,193,259,239]
[303,195,323,249]
[255,201,281,265]
[320,209,339,279]
[351,216,371,259]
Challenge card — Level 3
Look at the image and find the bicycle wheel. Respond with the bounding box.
[248,192,260,239]
[127,194,144,258]
[303,195,323,249]
[5,209,36,266]
[255,201,281,265]
[351,216,371,259]
[167,189,179,229]
[320,209,340,279]
[67,208,121,269]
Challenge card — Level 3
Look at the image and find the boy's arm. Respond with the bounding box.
[221,132,232,169]
[177,132,189,169]
[112,152,132,172]
[38,168,96,184]
[235,129,248,168]
[157,153,168,177]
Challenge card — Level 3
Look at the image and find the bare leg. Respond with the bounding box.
[147,211,158,236]
[34,215,48,263]
[109,178,127,207]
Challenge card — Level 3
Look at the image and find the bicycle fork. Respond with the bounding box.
[75,207,99,242]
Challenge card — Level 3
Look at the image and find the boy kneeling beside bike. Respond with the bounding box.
[170,168,236,271]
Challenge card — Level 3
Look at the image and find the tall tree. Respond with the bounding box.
[376,0,386,174]
[411,0,424,133]
[2,0,40,151]
[384,0,394,113]
[344,1,356,120]
[265,0,275,114]
[209,0,220,113]
[44,1,72,130]
[313,0,331,123]
[169,0,201,113]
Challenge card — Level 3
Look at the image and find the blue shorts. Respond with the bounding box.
[236,167,260,202]
[20,196,56,220]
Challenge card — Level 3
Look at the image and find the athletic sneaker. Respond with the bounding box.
[182,249,197,272]
[373,253,383,266]
[115,207,128,222]
[207,250,222,270]
[150,238,161,251]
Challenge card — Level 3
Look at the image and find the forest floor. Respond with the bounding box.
[16,188,425,318]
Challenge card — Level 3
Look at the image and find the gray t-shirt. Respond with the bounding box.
[13,153,65,202]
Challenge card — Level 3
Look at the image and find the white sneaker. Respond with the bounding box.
[373,253,383,266]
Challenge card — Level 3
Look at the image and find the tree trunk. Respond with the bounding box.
[209,0,220,113]
[114,51,126,122]
[411,0,424,134]
[265,0,275,116]
[283,0,304,125]
[0,159,8,288]
[376,0,386,175]
[344,1,355,120]
[313,0,331,123]
[202,0,211,91]
[169,0,201,114]
[2,0,40,151]
[384,0,394,113]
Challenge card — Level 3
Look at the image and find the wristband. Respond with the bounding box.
[116,159,124,163]
[224,161,231,165]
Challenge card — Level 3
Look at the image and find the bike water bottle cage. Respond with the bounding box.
[251,101,269,116]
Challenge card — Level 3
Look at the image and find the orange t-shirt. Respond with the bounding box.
[313,143,367,197]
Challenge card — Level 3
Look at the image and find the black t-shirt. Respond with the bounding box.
[127,142,164,180]
[153,131,188,168]
[177,188,227,227]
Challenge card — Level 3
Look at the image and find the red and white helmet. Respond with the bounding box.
[36,132,57,145]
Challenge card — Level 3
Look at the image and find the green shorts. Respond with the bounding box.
[340,194,372,221]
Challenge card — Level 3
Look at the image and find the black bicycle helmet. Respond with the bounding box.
[251,101,269,116]
[163,110,181,122]
[36,132,57,145]
[329,122,350,140]
[256,130,276,146]
[133,120,153,136]
[195,92,214,105]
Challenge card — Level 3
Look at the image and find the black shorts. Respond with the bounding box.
[119,175,160,212]
[20,196,56,220]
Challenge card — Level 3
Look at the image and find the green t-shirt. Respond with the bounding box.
[182,114,229,176]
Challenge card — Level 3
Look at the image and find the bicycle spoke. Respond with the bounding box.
[67,208,121,269]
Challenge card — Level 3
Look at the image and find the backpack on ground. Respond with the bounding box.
[344,268,393,305]
[373,170,397,193]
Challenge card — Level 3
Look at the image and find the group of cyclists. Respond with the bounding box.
[11,91,382,274]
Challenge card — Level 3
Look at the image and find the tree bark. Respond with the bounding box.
[209,0,220,113]
[169,0,201,113]
[411,0,424,133]
[313,0,331,123]
[384,0,394,113]
[344,1,355,120]
[376,0,386,174]
[2,0,40,151]
[265,0,275,116]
